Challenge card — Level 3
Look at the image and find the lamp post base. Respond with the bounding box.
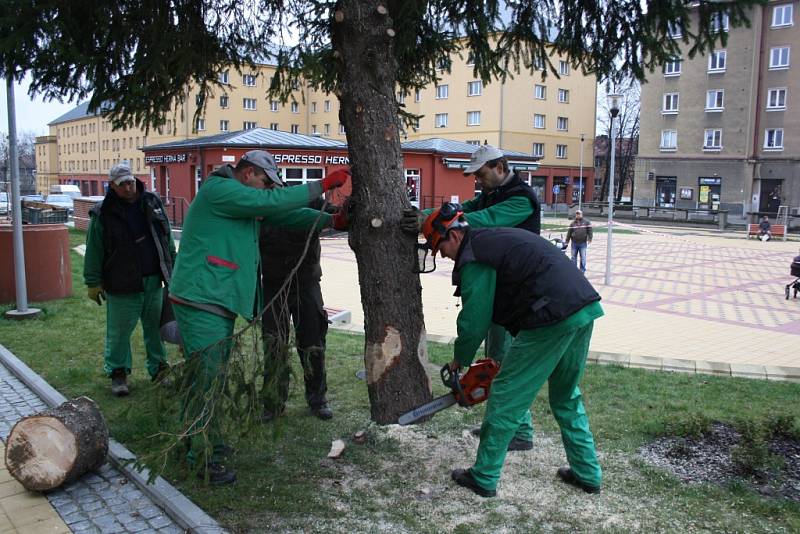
[4,308,42,320]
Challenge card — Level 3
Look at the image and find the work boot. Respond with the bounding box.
[110,369,129,397]
[198,462,236,486]
[151,362,173,387]
[556,467,600,494]
[310,403,333,420]
[507,437,534,451]
[451,468,496,498]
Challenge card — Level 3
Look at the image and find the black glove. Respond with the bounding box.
[401,207,426,235]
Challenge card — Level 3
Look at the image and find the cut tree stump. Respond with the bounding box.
[4,396,109,492]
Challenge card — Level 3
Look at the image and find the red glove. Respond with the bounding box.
[331,207,349,231]
[321,169,351,192]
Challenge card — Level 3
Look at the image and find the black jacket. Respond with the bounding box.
[453,227,600,335]
[91,180,173,294]
[474,172,541,235]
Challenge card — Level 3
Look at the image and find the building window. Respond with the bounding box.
[558,89,569,103]
[557,116,569,131]
[435,84,449,99]
[243,98,257,110]
[710,12,729,33]
[269,122,278,130]
[769,46,790,69]
[311,124,318,134]
[660,130,677,150]
[243,74,256,86]
[667,21,683,38]
[196,118,205,131]
[532,143,544,157]
[435,113,448,128]
[664,59,681,76]
[764,128,784,149]
[397,91,406,104]
[559,60,570,75]
[220,94,229,108]
[467,111,480,126]
[243,121,257,130]
[466,140,481,146]
[766,88,787,110]
[339,123,346,135]
[270,100,279,112]
[291,124,299,134]
[708,50,727,72]
[324,100,331,112]
[467,81,482,96]
[705,90,724,111]
[415,89,421,102]
[772,4,793,27]
[703,129,722,150]
[220,120,229,132]
[324,124,330,135]
[219,70,229,84]
[534,114,546,128]
[311,102,317,113]
[534,85,546,99]
[556,144,567,158]
[663,93,679,113]
[291,102,299,113]
[437,58,451,71]
[466,52,475,65]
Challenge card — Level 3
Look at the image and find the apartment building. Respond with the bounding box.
[636,1,799,221]
[33,135,58,193]
[40,47,597,204]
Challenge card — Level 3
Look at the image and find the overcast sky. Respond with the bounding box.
[0,74,78,138]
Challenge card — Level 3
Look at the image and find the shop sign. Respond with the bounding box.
[273,153,350,165]
[699,177,721,185]
[145,153,187,164]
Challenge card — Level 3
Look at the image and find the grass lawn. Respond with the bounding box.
[1,228,799,532]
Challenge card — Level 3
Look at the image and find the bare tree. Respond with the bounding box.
[597,80,640,203]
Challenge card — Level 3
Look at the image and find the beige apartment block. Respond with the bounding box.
[38,44,597,203]
[34,135,58,194]
[637,1,800,223]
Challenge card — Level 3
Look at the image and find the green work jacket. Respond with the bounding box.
[422,195,533,229]
[170,166,330,320]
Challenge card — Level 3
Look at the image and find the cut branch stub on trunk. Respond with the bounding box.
[4,396,109,492]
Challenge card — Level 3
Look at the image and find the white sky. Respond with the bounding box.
[0,74,78,138]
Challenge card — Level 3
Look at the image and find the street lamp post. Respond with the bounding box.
[604,93,622,286]
[578,133,585,211]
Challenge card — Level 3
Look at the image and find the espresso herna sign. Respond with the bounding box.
[145,153,187,164]
[273,154,350,165]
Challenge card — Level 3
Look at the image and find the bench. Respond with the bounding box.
[747,224,785,238]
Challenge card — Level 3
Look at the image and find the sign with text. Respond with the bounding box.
[273,153,350,165]
[145,153,187,164]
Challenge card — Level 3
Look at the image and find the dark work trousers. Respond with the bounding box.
[261,273,329,410]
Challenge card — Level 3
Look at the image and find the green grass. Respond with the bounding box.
[1,228,799,532]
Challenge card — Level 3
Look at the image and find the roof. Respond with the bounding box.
[48,102,98,126]
[400,138,536,159]
[144,128,346,151]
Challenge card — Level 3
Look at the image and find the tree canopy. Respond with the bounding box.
[0,0,761,130]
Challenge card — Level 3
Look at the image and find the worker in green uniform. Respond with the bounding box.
[169,150,350,485]
[84,161,176,397]
[402,145,542,451]
[421,203,603,498]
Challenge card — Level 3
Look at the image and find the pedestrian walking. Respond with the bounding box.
[565,209,593,272]
[83,161,175,397]
[421,203,603,498]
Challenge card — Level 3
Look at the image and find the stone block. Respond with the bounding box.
[595,352,630,367]
[628,355,663,371]
[695,360,731,377]
[730,363,767,379]
[661,358,696,374]
[764,365,800,383]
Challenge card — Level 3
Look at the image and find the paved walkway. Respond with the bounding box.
[320,221,800,380]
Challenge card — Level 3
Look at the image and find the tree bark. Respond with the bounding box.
[331,1,433,424]
[4,396,109,491]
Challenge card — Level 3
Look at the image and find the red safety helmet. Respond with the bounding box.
[422,202,469,254]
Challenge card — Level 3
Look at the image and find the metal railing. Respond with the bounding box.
[163,196,190,229]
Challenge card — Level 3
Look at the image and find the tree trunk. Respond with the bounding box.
[331,1,433,424]
[4,396,109,491]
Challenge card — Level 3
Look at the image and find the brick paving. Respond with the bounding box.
[320,222,800,376]
[0,365,182,534]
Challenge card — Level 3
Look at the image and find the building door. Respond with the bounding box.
[655,177,677,207]
[698,177,721,210]
[759,179,782,213]
[405,169,420,208]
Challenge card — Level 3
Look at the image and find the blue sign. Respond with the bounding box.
[553,185,560,194]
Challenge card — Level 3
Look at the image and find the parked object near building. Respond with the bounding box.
[0,192,8,215]
[44,194,74,214]
[49,184,82,199]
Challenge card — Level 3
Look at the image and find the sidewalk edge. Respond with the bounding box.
[0,344,225,534]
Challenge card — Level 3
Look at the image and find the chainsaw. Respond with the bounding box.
[398,358,500,425]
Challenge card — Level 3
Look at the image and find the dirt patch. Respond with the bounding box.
[639,422,800,501]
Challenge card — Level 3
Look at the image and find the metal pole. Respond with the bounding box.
[5,77,41,319]
[604,117,617,286]
[578,133,585,211]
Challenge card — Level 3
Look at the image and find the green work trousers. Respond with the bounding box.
[484,323,533,442]
[173,303,234,465]
[104,275,166,378]
[472,321,601,491]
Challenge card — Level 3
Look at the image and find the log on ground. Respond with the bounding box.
[4,396,109,491]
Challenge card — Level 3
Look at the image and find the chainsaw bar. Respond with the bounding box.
[398,393,457,425]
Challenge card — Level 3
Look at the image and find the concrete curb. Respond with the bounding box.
[329,324,800,382]
[0,344,225,534]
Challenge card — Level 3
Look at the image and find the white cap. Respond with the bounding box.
[463,145,505,175]
[109,161,135,185]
